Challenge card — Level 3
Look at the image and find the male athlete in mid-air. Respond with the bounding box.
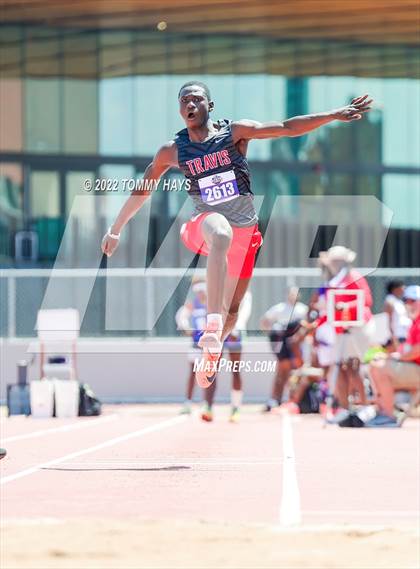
[102,82,372,387]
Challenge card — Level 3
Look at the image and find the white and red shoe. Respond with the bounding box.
[197,321,223,353]
[195,322,223,388]
[195,349,221,388]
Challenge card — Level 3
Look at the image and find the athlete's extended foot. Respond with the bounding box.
[229,407,240,423]
[195,349,221,388]
[0,448,7,460]
[201,405,213,422]
[197,322,223,353]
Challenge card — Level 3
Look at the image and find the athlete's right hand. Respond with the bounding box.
[101,232,120,257]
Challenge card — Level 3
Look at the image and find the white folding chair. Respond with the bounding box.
[36,308,80,381]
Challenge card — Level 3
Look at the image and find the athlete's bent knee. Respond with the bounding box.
[210,228,233,251]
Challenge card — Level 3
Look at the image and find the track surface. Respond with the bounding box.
[1,405,419,568]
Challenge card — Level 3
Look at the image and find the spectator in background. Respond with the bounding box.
[369,285,420,426]
[316,246,372,409]
[260,287,308,412]
[384,280,411,348]
[176,278,207,415]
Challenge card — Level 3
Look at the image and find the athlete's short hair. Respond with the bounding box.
[386,279,405,294]
[178,81,211,101]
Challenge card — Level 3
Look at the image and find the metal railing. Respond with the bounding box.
[1,267,418,338]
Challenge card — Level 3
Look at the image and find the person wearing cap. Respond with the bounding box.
[368,285,420,426]
[316,245,373,409]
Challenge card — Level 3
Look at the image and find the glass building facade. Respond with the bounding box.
[0,27,419,266]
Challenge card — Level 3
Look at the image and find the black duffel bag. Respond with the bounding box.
[78,383,102,416]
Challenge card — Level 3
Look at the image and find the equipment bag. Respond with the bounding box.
[78,383,102,416]
[298,384,322,414]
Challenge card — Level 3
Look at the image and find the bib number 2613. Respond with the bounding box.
[198,170,239,206]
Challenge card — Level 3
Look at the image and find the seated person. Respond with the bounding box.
[369,285,420,425]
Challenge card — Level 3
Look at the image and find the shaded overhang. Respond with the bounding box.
[1,0,419,78]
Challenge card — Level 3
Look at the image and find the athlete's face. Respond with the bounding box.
[179,86,213,128]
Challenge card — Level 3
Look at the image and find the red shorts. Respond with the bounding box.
[180,213,263,279]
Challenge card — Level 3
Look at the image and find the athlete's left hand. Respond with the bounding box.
[333,94,373,121]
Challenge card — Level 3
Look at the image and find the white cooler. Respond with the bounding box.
[30,380,55,418]
[54,379,80,418]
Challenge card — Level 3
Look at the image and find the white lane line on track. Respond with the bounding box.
[303,510,420,518]
[1,414,118,443]
[0,415,187,486]
[279,412,301,527]
[58,457,283,464]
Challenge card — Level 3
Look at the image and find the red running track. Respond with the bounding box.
[1,405,419,527]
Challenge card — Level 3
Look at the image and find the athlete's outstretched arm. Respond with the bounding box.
[232,94,372,141]
[102,141,178,257]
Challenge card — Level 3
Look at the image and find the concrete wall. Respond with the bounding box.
[0,338,276,403]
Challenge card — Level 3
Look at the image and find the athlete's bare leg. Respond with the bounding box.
[203,351,242,408]
[272,359,292,403]
[198,274,250,391]
[336,363,366,408]
[221,275,251,341]
[202,350,243,422]
[348,366,367,405]
[336,367,349,408]
[200,213,233,315]
[203,375,217,407]
[228,350,243,422]
[196,217,252,387]
[180,363,196,414]
[186,363,195,400]
[229,350,242,391]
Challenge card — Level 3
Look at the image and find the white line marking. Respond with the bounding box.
[1,415,117,443]
[271,524,419,534]
[302,510,420,518]
[55,457,282,463]
[0,415,187,486]
[279,412,301,527]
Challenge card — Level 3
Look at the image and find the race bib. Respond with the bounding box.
[198,170,239,206]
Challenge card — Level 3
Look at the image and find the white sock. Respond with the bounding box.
[231,389,243,409]
[207,313,223,330]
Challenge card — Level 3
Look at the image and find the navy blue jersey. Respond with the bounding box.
[175,119,258,227]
